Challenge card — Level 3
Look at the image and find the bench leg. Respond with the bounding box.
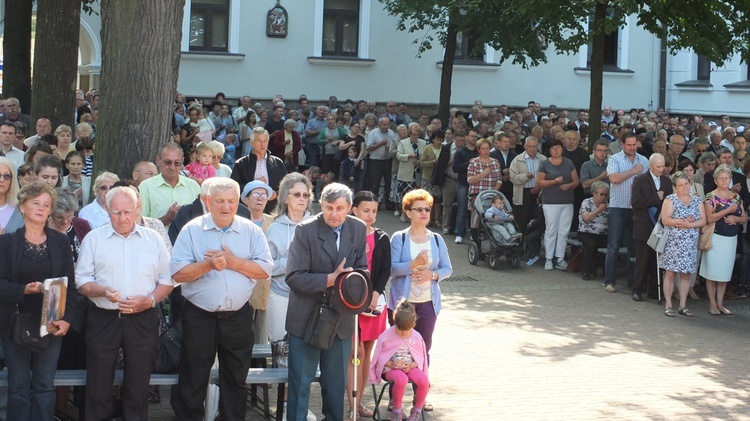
[276,383,285,421]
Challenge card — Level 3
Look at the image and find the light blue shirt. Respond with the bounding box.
[76,224,173,310]
[171,214,273,312]
[523,152,540,188]
[607,151,649,209]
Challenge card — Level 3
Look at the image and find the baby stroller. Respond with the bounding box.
[467,190,524,269]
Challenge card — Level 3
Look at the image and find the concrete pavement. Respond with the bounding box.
[138,209,750,420]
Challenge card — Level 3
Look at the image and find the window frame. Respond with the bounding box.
[181,0,241,56]
[188,0,230,52]
[312,0,371,60]
[322,0,360,57]
[697,55,711,81]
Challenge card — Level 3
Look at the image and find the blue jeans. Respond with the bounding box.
[287,334,350,421]
[455,183,469,237]
[1,335,62,421]
[604,207,635,286]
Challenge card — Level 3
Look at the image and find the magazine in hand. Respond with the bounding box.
[40,277,68,337]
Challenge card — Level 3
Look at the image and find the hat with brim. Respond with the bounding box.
[331,270,372,315]
[241,180,273,199]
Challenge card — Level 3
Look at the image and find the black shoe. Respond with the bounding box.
[632,293,643,302]
[581,272,592,281]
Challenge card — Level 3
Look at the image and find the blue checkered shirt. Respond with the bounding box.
[606,151,649,209]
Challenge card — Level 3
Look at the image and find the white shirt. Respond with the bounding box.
[76,224,173,310]
[650,171,661,190]
[2,146,25,170]
[78,200,110,229]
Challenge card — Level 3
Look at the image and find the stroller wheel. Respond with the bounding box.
[489,253,502,270]
[509,253,522,269]
[467,242,480,265]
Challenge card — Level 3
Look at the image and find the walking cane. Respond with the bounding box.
[656,252,663,304]
[352,314,359,421]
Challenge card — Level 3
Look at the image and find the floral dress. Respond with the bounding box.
[657,194,702,273]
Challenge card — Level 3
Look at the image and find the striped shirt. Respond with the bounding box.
[606,151,649,208]
[523,152,541,188]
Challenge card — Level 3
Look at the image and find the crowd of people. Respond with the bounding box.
[0,89,748,421]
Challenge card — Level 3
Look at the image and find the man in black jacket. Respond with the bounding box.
[490,132,516,202]
[230,127,288,213]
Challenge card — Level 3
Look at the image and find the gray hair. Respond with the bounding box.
[321,182,352,205]
[200,176,219,197]
[207,177,240,198]
[207,140,225,156]
[94,171,120,190]
[698,151,717,165]
[590,181,609,195]
[275,172,312,218]
[105,186,137,209]
[709,130,722,140]
[283,118,297,129]
[250,126,269,142]
[363,113,377,123]
[649,153,664,164]
[671,171,691,186]
[713,164,733,181]
[54,187,79,213]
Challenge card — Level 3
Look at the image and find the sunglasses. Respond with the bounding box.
[0,173,12,181]
[250,192,269,200]
[291,192,311,199]
[409,207,431,214]
[161,160,181,167]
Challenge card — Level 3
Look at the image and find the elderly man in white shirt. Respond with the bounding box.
[170,177,273,421]
[75,186,174,421]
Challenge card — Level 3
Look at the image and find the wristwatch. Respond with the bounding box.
[431,271,438,281]
[149,295,156,308]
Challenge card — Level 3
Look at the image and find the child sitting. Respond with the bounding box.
[192,109,215,143]
[484,194,522,243]
[184,142,217,185]
[370,299,429,421]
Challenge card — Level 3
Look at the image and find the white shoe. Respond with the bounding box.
[394,210,400,216]
[544,259,554,270]
[455,236,463,244]
[556,259,568,270]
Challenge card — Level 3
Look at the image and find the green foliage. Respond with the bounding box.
[82,0,99,15]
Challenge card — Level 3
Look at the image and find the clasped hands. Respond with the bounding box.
[104,287,151,316]
[410,250,431,284]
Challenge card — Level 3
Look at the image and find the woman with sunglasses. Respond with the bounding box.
[263,173,315,420]
[389,189,452,413]
[78,171,120,229]
[0,157,23,235]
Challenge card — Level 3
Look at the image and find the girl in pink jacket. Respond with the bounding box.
[369,299,430,421]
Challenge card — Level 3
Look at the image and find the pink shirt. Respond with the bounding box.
[369,326,429,384]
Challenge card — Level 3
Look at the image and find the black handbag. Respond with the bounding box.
[12,305,51,353]
[152,303,182,374]
[304,290,340,350]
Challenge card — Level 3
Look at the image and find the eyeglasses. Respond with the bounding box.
[51,213,74,223]
[99,185,113,191]
[250,192,269,200]
[110,209,136,217]
[291,192,311,199]
[0,173,12,181]
[409,207,431,213]
[595,192,609,197]
[161,160,181,167]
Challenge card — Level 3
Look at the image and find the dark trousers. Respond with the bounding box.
[516,188,538,235]
[633,238,658,295]
[367,159,391,203]
[85,305,158,421]
[172,301,254,421]
[287,334,349,421]
[578,231,608,275]
[605,207,635,286]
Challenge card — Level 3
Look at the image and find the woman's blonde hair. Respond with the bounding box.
[0,157,19,206]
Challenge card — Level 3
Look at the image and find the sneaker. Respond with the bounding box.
[544,259,554,270]
[604,284,617,293]
[527,256,539,266]
[442,228,450,235]
[454,236,463,244]
[556,259,568,270]
[394,210,401,216]
[390,408,403,421]
[407,407,423,421]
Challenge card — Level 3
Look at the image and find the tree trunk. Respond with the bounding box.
[587,1,607,151]
[31,0,82,131]
[438,21,458,128]
[95,0,185,178]
[3,0,33,116]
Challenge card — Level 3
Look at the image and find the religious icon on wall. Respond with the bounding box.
[267,2,288,38]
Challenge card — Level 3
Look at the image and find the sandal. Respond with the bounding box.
[664,307,675,317]
[422,401,433,412]
[708,307,721,315]
[719,307,733,315]
[678,307,693,317]
[358,403,374,418]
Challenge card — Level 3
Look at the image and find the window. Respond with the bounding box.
[322,0,359,57]
[586,15,618,66]
[189,0,229,52]
[697,55,711,80]
[455,31,484,61]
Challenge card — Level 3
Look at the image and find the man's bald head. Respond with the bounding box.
[132,161,158,185]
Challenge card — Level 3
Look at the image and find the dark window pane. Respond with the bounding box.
[341,16,358,53]
[322,15,337,53]
[697,56,711,80]
[211,13,228,48]
[326,0,358,10]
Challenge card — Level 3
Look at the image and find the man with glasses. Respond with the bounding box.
[76,186,174,421]
[171,178,272,421]
[139,143,201,227]
[580,139,610,197]
[231,127,288,213]
[131,161,158,186]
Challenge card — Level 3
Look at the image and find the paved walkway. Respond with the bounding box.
[137,210,750,420]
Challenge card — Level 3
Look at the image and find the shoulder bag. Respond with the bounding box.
[12,304,51,353]
[699,221,715,251]
[647,219,668,253]
[304,290,340,350]
[152,303,182,374]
